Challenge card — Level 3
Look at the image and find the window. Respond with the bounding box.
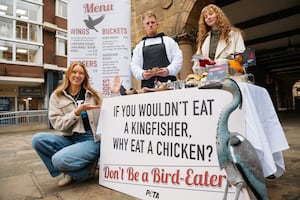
[0,16,12,38]
[16,43,29,62]
[0,41,42,64]
[30,44,41,63]
[16,42,41,64]
[0,0,42,65]
[31,0,42,3]
[0,97,10,111]
[0,40,12,61]
[56,31,67,56]
[56,0,67,19]
[0,0,13,17]
[15,21,42,42]
[29,24,40,42]
[16,21,28,40]
[16,0,40,22]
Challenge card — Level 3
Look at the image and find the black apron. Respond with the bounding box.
[141,34,176,88]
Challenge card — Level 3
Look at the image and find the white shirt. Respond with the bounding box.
[130,35,183,80]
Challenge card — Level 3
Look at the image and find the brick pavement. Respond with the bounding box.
[0,112,299,200]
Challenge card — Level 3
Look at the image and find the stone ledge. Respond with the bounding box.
[0,124,48,134]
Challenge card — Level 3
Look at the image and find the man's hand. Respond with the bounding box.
[111,75,122,94]
[142,70,154,80]
[143,67,169,79]
[155,67,169,77]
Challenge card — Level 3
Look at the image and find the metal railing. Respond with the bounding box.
[0,110,48,127]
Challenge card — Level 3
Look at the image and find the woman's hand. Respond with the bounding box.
[75,103,100,116]
[200,57,216,67]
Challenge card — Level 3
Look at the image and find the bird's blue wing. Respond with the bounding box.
[229,133,268,200]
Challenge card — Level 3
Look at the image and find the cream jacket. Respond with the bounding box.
[197,30,246,64]
[48,89,102,142]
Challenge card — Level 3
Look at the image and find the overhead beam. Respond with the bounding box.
[216,0,240,7]
[235,5,300,29]
[245,28,300,46]
[274,71,300,80]
[271,66,300,73]
[255,45,300,55]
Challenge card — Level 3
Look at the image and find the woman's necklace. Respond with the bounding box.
[69,89,82,101]
[73,91,81,101]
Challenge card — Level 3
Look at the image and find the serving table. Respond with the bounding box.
[96,82,289,200]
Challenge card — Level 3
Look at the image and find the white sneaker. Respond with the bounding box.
[58,173,73,187]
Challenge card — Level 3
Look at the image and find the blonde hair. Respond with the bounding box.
[197,4,243,53]
[142,10,157,21]
[54,61,101,105]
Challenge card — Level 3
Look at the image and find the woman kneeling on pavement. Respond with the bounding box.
[32,61,121,186]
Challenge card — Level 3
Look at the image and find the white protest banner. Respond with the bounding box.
[97,88,246,200]
[68,0,131,96]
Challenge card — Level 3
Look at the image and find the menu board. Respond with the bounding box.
[68,0,132,96]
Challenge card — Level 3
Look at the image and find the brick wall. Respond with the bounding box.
[130,0,212,88]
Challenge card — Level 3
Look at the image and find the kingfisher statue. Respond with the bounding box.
[199,79,268,200]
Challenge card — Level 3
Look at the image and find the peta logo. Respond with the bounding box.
[145,189,159,199]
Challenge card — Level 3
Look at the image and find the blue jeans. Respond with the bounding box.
[32,130,100,181]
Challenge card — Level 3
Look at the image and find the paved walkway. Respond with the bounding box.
[0,111,299,200]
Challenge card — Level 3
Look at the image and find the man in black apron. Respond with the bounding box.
[142,33,176,88]
[130,11,183,88]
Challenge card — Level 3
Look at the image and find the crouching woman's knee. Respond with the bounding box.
[32,132,46,150]
[52,152,71,171]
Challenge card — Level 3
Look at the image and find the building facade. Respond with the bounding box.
[1,0,200,112]
[0,0,67,112]
[0,0,299,112]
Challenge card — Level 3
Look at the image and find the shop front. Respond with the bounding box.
[0,84,44,112]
